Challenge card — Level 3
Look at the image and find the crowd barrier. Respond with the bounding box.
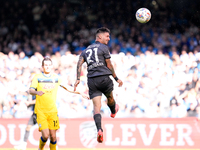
[0,118,200,149]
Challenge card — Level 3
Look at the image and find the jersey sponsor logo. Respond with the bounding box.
[43,84,55,89]
[88,62,104,70]
[79,121,98,148]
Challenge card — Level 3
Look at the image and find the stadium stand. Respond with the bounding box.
[0,0,200,118]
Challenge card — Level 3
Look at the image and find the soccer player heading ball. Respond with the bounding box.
[74,27,123,143]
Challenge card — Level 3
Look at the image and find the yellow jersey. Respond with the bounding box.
[30,73,61,113]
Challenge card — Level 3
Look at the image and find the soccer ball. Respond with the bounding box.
[136,8,151,23]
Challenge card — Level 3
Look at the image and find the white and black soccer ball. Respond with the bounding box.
[136,8,151,23]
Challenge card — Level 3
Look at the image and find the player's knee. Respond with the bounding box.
[42,132,49,140]
[50,135,56,142]
[42,134,49,140]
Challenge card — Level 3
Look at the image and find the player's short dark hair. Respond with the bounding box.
[96,27,110,36]
[42,56,52,66]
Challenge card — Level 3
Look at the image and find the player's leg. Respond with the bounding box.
[24,113,37,142]
[92,96,103,143]
[105,91,119,118]
[24,125,32,141]
[92,96,102,131]
[88,77,104,143]
[37,112,49,150]
[100,75,118,118]
[39,129,49,150]
[49,130,57,150]
[14,113,36,150]
[48,112,59,150]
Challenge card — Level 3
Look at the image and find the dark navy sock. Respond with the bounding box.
[108,101,116,114]
[93,114,103,132]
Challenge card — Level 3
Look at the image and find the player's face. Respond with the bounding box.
[101,32,110,45]
[42,60,52,74]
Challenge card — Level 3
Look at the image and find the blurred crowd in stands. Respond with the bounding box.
[0,0,200,118]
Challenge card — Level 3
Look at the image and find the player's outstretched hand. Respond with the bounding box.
[37,91,45,96]
[81,93,90,100]
[74,80,80,91]
[117,79,123,87]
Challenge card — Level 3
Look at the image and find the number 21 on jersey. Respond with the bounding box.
[86,48,99,64]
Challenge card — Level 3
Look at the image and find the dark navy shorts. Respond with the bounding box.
[88,75,113,99]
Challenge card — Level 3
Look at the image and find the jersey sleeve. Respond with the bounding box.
[103,45,111,59]
[80,51,86,62]
[30,75,38,90]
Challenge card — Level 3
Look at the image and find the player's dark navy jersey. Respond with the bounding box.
[80,41,112,78]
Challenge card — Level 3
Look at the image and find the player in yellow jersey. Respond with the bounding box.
[29,56,89,150]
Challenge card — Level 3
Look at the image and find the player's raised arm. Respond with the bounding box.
[74,55,85,91]
[105,58,123,87]
[60,85,89,99]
